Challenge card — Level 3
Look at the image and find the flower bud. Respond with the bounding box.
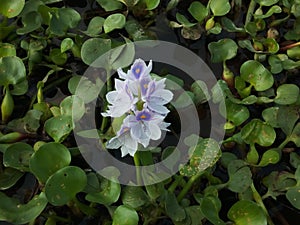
[205,17,215,31]
[1,88,14,123]
[0,132,25,143]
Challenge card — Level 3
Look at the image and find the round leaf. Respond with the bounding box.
[112,205,139,225]
[220,99,249,126]
[0,56,26,86]
[3,143,34,172]
[96,0,123,11]
[228,200,267,225]
[60,38,74,53]
[227,160,252,193]
[0,43,16,57]
[188,1,208,23]
[86,178,121,205]
[29,142,71,183]
[84,16,105,37]
[49,8,81,36]
[210,0,231,16]
[145,0,160,10]
[60,95,85,121]
[274,84,299,105]
[180,138,221,176]
[103,13,126,33]
[240,60,274,91]
[286,186,300,209]
[0,0,25,18]
[241,119,276,146]
[0,192,48,224]
[44,115,73,143]
[0,168,23,190]
[81,38,111,66]
[258,149,280,167]
[121,186,149,209]
[16,11,42,35]
[208,39,238,63]
[255,0,279,6]
[45,166,87,206]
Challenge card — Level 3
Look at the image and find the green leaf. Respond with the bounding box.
[16,11,42,35]
[0,56,26,86]
[145,183,164,201]
[200,196,226,225]
[125,19,152,41]
[176,13,196,28]
[0,0,25,18]
[122,186,149,209]
[258,149,280,167]
[274,84,299,105]
[30,142,71,183]
[290,152,300,169]
[44,115,73,143]
[210,0,231,16]
[145,0,160,10]
[0,192,48,224]
[104,13,126,33]
[165,192,186,222]
[254,5,282,19]
[164,74,184,91]
[255,0,279,6]
[241,119,276,146]
[3,143,34,172]
[0,167,23,190]
[221,17,245,32]
[84,17,105,37]
[86,177,121,205]
[188,1,208,23]
[208,39,238,63]
[112,205,139,225]
[227,160,252,193]
[172,91,194,109]
[240,60,274,91]
[228,200,267,225]
[45,166,87,206]
[191,80,210,104]
[68,75,103,103]
[60,95,85,121]
[49,48,67,66]
[96,0,123,11]
[49,8,81,36]
[290,123,300,147]
[180,138,221,177]
[286,186,300,209]
[220,99,249,126]
[110,37,135,70]
[262,106,299,135]
[81,38,111,66]
[60,38,74,53]
[0,43,16,57]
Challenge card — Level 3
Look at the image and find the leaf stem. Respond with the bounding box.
[251,182,275,225]
[280,41,300,51]
[100,68,112,133]
[134,152,142,186]
[245,0,257,24]
[177,172,203,202]
[168,176,183,193]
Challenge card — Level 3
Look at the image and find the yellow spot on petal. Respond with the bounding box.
[135,68,141,74]
[140,114,146,119]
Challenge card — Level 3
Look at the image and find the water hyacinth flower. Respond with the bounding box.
[103,58,173,157]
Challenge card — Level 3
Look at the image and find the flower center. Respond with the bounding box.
[136,111,151,121]
[133,65,143,79]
